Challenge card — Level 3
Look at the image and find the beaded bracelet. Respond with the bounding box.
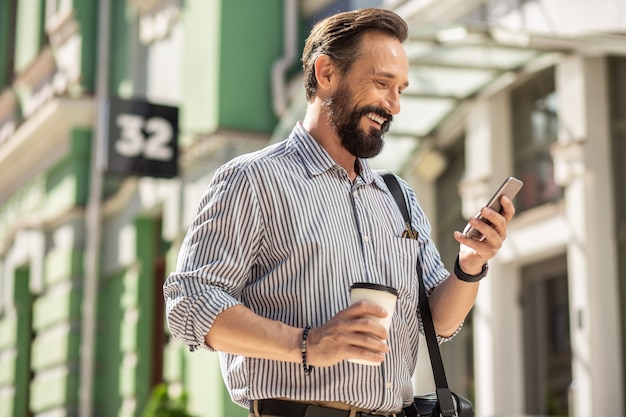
[301,326,314,376]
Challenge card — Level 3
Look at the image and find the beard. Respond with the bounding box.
[323,82,393,159]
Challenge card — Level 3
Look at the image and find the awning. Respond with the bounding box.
[379,22,626,171]
[273,21,626,172]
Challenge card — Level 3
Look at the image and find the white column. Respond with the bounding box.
[463,98,496,417]
[472,268,495,417]
[553,55,623,416]
[462,91,525,416]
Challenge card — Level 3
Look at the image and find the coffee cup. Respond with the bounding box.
[348,282,398,366]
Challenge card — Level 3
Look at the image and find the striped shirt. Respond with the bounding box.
[164,123,455,413]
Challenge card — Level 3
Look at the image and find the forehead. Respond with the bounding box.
[351,31,409,80]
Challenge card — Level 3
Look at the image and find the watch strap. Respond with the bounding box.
[454,254,488,282]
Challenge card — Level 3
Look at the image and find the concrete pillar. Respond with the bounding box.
[462,91,525,416]
[553,55,623,416]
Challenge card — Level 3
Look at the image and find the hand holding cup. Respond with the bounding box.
[348,282,398,366]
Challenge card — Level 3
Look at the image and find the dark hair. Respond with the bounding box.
[301,8,408,101]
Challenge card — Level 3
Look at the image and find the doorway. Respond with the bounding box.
[522,254,572,416]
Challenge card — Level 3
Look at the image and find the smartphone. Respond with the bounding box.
[462,176,524,241]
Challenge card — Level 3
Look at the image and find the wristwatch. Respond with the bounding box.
[454,255,488,282]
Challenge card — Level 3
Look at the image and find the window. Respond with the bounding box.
[14,0,47,74]
[436,139,466,265]
[512,68,563,211]
[522,255,571,416]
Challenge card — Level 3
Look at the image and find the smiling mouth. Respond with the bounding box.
[366,112,386,126]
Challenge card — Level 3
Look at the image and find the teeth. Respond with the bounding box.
[367,113,385,125]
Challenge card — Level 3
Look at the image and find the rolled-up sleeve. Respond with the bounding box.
[164,163,263,351]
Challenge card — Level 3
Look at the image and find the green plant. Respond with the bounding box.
[141,383,197,417]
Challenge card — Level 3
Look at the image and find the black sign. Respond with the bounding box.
[106,97,179,178]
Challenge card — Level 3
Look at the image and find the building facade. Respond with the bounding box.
[0,0,280,416]
[0,0,624,416]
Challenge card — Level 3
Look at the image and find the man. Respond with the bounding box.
[164,7,515,417]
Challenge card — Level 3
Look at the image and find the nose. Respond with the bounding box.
[385,89,401,115]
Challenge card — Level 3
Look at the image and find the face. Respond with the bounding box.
[323,81,390,158]
[323,31,409,159]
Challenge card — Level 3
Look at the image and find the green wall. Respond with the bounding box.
[217,0,282,132]
[110,0,131,97]
[0,267,32,417]
[0,1,290,416]
[94,268,125,416]
[0,127,92,416]
[0,0,15,87]
[182,0,283,136]
[108,0,283,141]
[135,217,160,411]
[180,0,220,136]
[73,0,98,92]
[95,217,166,417]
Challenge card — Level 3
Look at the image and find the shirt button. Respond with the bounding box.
[363,235,369,243]
[386,381,392,390]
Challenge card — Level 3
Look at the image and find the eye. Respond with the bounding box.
[375,80,387,88]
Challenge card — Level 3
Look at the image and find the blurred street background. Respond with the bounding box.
[1,0,625,416]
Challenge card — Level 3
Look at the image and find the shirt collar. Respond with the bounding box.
[287,123,335,176]
[287,123,388,191]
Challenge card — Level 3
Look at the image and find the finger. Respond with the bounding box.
[454,229,499,262]
[454,230,484,251]
[465,214,501,243]
[345,300,389,320]
[345,345,388,362]
[308,321,389,366]
[477,206,509,239]
[496,195,516,223]
[348,330,390,351]
[326,304,390,342]
[345,316,389,342]
[454,231,489,260]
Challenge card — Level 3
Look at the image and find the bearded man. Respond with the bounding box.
[164,8,515,417]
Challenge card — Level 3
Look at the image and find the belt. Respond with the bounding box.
[252,399,418,417]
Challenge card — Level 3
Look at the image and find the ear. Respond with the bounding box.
[314,54,339,92]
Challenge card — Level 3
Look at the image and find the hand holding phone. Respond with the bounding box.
[462,177,523,241]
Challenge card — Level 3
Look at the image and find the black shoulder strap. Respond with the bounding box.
[379,171,411,224]
[379,171,457,417]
